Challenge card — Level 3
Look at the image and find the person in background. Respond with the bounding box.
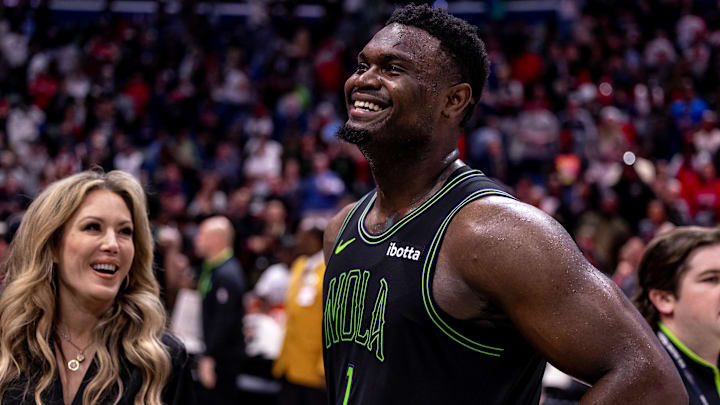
[0,212,23,294]
[236,236,295,405]
[194,216,247,405]
[272,216,327,405]
[0,170,195,405]
[156,225,194,312]
[612,236,646,297]
[300,153,346,217]
[635,226,720,405]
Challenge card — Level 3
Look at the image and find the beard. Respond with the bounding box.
[336,124,369,145]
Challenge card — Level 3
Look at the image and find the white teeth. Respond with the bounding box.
[92,264,117,272]
[353,100,382,112]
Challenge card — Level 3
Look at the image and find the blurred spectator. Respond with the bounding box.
[692,111,720,156]
[613,164,655,232]
[670,80,709,133]
[238,235,294,405]
[557,95,598,162]
[113,134,144,180]
[300,152,346,216]
[676,12,706,51]
[272,217,328,405]
[467,117,509,182]
[188,171,227,218]
[244,129,283,184]
[313,36,346,96]
[644,30,677,69]
[689,157,720,226]
[227,186,259,251]
[194,216,247,404]
[221,46,252,107]
[0,212,23,290]
[213,141,244,189]
[650,160,690,224]
[638,199,674,243]
[612,236,646,297]
[7,98,44,161]
[0,20,28,63]
[253,235,294,314]
[245,198,290,281]
[156,225,195,311]
[575,189,631,273]
[510,94,559,168]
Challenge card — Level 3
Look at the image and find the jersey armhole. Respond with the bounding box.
[330,193,371,254]
[421,189,515,357]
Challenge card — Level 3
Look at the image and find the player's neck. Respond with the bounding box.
[371,151,462,217]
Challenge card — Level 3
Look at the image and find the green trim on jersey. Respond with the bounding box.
[659,322,720,399]
[357,170,487,245]
[331,193,371,256]
[421,189,515,357]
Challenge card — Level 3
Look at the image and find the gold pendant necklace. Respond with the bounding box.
[56,325,90,372]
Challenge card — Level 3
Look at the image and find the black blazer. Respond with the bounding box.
[2,333,197,405]
[201,256,246,369]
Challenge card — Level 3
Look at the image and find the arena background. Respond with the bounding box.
[1,0,718,402]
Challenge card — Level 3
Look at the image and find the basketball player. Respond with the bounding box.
[322,4,686,404]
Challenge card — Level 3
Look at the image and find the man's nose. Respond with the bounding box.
[354,66,381,89]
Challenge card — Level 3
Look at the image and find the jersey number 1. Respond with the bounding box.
[342,364,355,405]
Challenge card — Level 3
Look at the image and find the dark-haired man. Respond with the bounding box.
[635,226,720,405]
[322,4,686,404]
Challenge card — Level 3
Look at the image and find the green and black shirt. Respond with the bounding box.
[322,165,546,405]
[657,323,720,405]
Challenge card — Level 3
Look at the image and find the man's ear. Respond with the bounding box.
[648,289,676,316]
[442,83,473,122]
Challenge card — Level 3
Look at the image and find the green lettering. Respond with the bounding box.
[341,270,361,341]
[353,271,371,346]
[367,278,388,362]
[324,273,347,347]
[325,271,388,363]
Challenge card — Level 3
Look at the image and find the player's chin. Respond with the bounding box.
[336,123,371,145]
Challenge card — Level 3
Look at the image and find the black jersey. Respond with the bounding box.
[322,165,546,405]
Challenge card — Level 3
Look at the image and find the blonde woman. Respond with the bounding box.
[0,170,196,405]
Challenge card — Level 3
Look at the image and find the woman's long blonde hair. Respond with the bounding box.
[0,170,171,405]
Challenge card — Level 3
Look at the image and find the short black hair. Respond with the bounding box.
[387,4,489,122]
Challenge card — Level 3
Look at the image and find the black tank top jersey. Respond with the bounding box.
[322,165,546,405]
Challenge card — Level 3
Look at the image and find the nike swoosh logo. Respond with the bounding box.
[335,238,356,254]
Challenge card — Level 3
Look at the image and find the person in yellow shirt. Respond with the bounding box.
[273,217,327,405]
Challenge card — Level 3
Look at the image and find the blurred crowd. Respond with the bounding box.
[2,0,720,401]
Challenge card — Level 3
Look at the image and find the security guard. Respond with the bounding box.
[195,216,247,405]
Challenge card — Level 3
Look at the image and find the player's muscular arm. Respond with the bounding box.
[443,197,687,404]
[323,203,356,265]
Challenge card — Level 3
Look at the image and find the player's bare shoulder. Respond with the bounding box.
[441,195,590,298]
[446,195,570,256]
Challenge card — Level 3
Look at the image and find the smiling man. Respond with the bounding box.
[322,4,686,404]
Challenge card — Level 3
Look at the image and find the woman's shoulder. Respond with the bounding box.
[160,332,198,405]
[161,332,189,366]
